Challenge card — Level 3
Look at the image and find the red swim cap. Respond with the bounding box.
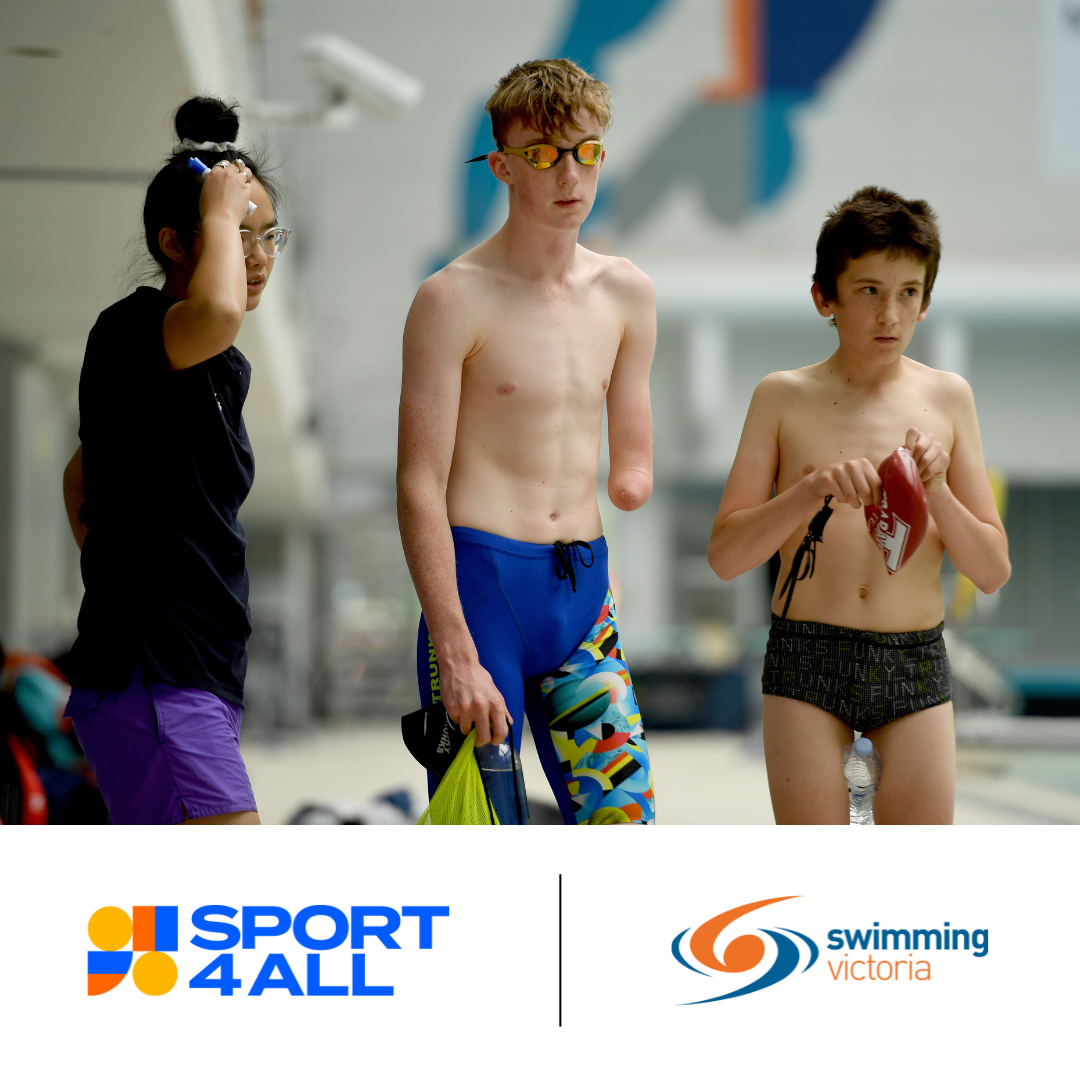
[864,447,929,574]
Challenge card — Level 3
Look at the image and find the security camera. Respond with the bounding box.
[300,34,423,119]
[250,34,423,129]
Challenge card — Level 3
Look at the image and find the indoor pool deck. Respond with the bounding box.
[240,715,1080,826]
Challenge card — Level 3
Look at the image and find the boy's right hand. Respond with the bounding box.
[198,159,254,225]
[438,656,511,746]
[808,459,882,509]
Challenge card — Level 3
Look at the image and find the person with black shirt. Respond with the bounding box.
[61,97,290,824]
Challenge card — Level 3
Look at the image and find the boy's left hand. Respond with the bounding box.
[905,428,949,499]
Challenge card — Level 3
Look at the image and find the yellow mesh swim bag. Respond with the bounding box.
[416,731,499,825]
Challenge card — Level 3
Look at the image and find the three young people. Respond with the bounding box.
[63,65,1006,828]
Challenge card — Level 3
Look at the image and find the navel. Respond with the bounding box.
[496,382,516,396]
[858,586,868,600]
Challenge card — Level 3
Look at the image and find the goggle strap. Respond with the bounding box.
[465,143,602,165]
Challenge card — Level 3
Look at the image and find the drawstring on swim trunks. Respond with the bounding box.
[553,540,595,593]
[777,496,834,620]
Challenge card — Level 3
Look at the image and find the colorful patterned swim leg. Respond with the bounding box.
[528,591,656,825]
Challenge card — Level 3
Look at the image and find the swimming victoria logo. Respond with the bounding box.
[671,897,818,1004]
[86,904,450,998]
[670,896,990,1004]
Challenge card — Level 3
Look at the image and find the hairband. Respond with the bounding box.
[172,138,240,155]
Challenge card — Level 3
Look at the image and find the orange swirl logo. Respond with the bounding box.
[671,896,818,1003]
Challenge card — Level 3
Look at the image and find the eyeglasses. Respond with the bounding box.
[193,227,291,257]
[465,140,604,169]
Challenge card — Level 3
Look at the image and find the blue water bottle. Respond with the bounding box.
[474,739,530,825]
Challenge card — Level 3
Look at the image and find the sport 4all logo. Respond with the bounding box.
[87,906,179,996]
[86,903,449,999]
[671,896,817,1004]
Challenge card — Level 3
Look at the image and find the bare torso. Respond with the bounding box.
[445,245,631,543]
[772,358,955,631]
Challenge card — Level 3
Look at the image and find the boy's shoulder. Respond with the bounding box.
[415,242,653,310]
[754,358,972,403]
[581,246,650,283]
[906,359,973,399]
[418,247,492,297]
[414,236,536,312]
[751,363,823,402]
[588,249,654,307]
[409,249,498,330]
[893,358,975,414]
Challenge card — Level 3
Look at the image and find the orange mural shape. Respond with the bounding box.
[700,0,760,101]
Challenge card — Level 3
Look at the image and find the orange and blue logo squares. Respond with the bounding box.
[131,905,178,952]
[87,906,179,996]
[86,949,132,996]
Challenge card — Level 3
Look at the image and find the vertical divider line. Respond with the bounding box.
[558,873,563,1027]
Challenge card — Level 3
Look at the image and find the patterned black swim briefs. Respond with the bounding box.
[761,615,951,731]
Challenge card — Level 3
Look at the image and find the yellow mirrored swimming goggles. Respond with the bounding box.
[465,139,604,169]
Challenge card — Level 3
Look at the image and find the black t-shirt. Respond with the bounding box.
[67,286,255,705]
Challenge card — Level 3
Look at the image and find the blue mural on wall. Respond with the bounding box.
[440,0,881,264]
[458,0,669,245]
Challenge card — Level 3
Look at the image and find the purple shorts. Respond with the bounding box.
[66,667,257,825]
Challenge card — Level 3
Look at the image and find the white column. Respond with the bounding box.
[283,523,316,720]
[1040,0,1080,181]
[9,361,76,652]
[686,314,732,476]
[929,319,970,381]
[615,488,673,651]
[0,345,14,645]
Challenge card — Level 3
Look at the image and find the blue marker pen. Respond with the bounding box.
[187,156,258,217]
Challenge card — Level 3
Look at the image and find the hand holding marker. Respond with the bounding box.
[186,156,257,217]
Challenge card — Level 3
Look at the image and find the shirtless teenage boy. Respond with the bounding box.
[709,188,1010,825]
[397,60,657,824]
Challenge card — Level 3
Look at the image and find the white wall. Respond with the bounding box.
[263,0,1080,491]
[256,0,1080,665]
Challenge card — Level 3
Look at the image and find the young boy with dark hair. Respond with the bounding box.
[709,186,1009,825]
[397,60,657,824]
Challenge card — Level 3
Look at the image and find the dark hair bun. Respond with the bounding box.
[174,96,240,145]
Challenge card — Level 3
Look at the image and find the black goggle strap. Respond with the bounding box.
[464,143,601,165]
[777,496,834,621]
